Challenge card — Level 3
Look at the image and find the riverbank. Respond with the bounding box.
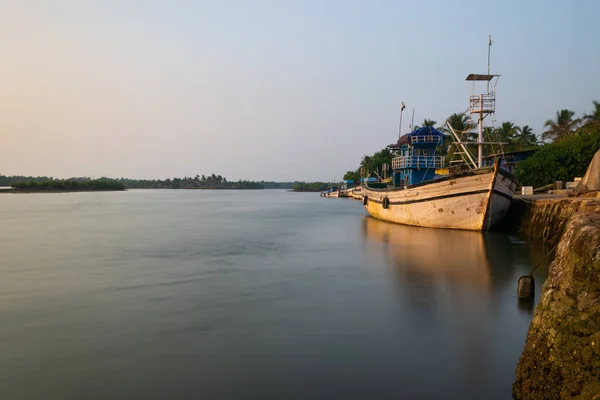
[0,188,126,194]
[512,212,600,399]
[500,193,600,244]
[502,194,600,399]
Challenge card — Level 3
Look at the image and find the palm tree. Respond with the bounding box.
[444,113,472,133]
[542,109,580,142]
[514,125,538,150]
[444,113,476,163]
[422,119,437,128]
[583,101,600,129]
[361,155,372,167]
[495,122,518,151]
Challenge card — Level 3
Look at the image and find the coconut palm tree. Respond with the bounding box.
[443,113,476,166]
[422,119,437,127]
[583,101,600,130]
[514,125,538,150]
[444,113,472,133]
[542,109,580,142]
[495,122,519,151]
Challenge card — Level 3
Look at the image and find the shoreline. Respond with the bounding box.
[0,188,126,194]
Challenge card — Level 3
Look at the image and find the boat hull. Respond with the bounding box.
[362,167,516,231]
[323,191,340,198]
[339,188,354,198]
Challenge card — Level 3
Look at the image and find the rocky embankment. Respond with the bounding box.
[509,196,600,245]
[512,212,600,399]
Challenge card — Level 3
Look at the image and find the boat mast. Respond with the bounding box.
[466,36,498,169]
[487,35,492,93]
[478,36,492,168]
[398,102,405,140]
[478,94,483,168]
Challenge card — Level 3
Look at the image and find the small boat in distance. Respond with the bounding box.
[321,186,339,198]
[339,180,355,198]
[362,71,517,231]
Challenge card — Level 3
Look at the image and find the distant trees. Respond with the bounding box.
[11,179,125,191]
[0,175,55,187]
[292,182,332,192]
[1,175,284,190]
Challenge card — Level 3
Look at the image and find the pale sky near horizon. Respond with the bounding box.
[1,0,599,181]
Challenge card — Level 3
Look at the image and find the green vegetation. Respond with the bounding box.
[514,127,600,188]
[292,182,333,192]
[121,175,297,190]
[1,174,297,191]
[542,109,580,142]
[151,175,264,189]
[11,179,124,191]
[344,148,395,183]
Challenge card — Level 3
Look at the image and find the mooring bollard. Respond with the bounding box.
[517,275,535,299]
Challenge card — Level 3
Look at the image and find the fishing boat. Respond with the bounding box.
[320,186,340,198]
[362,69,517,231]
[351,186,363,200]
[339,180,355,198]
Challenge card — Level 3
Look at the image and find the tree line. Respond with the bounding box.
[515,102,600,187]
[292,182,336,192]
[1,174,297,190]
[11,179,125,191]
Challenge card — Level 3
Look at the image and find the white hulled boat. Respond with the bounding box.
[362,68,517,231]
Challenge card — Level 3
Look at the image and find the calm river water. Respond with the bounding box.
[0,190,550,399]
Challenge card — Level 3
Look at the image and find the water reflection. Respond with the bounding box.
[362,216,549,317]
[362,217,494,291]
[361,217,541,394]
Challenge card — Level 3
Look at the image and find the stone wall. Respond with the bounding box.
[501,197,600,246]
[512,213,600,399]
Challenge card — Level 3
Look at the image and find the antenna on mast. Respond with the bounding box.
[487,35,492,93]
[398,102,406,139]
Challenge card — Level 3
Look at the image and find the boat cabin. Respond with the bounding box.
[482,149,538,173]
[388,126,446,186]
[341,180,354,190]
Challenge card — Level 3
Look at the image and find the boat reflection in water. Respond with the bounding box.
[362,216,502,292]
[361,215,549,301]
[361,216,541,395]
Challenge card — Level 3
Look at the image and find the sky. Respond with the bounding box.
[1,0,599,181]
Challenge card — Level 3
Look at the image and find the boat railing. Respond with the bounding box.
[410,135,443,144]
[392,156,445,169]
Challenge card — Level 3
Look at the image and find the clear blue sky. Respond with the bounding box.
[1,0,599,181]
